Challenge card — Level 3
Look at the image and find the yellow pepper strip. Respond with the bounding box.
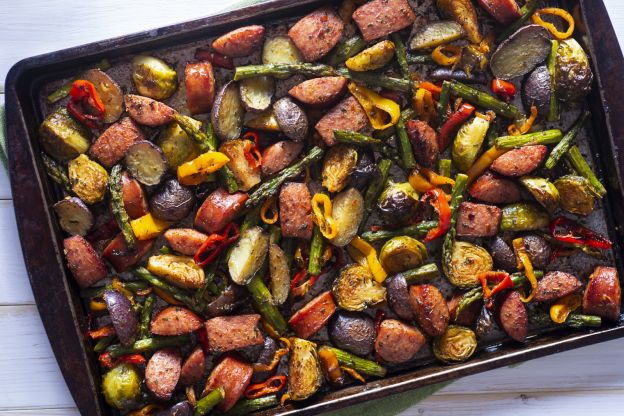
[130,213,172,240]
[420,167,455,187]
[260,197,279,225]
[532,8,575,40]
[311,193,338,239]
[89,298,107,312]
[408,169,435,193]
[414,88,436,124]
[431,44,461,66]
[466,146,510,184]
[341,366,366,383]
[350,236,388,283]
[550,293,582,324]
[348,82,401,130]
[512,238,538,303]
[177,151,230,186]
[507,105,538,136]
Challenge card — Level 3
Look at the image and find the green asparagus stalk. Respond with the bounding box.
[235,63,340,80]
[41,152,73,193]
[333,130,402,166]
[194,387,225,416]
[326,347,387,377]
[134,267,204,314]
[496,0,539,42]
[545,111,590,169]
[407,53,435,65]
[247,273,288,335]
[107,335,191,358]
[486,117,501,148]
[326,36,367,66]
[547,40,560,122]
[206,121,238,192]
[361,221,438,243]
[245,146,324,209]
[565,145,607,197]
[494,129,563,149]
[93,335,115,353]
[441,174,468,284]
[448,81,520,119]
[109,165,136,248]
[336,68,412,92]
[439,159,452,176]
[437,81,451,128]
[46,59,111,103]
[402,263,440,285]
[373,125,397,140]
[224,394,279,416]
[359,158,393,232]
[530,312,602,329]
[138,295,154,339]
[308,225,324,275]
[396,114,416,170]
[391,33,410,79]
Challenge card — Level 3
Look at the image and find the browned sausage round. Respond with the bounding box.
[478,0,521,24]
[145,348,182,401]
[279,182,313,240]
[164,228,208,256]
[288,77,348,108]
[90,117,145,168]
[491,145,548,177]
[409,284,450,337]
[498,291,528,342]
[185,61,215,115]
[212,25,265,58]
[63,235,108,288]
[121,171,148,219]
[447,292,482,326]
[178,346,206,387]
[456,202,502,237]
[288,7,344,62]
[533,271,582,303]
[583,266,621,321]
[204,314,265,353]
[352,0,416,42]
[202,355,253,412]
[194,188,248,234]
[468,171,522,204]
[315,96,369,146]
[124,94,175,127]
[407,119,439,168]
[151,306,204,336]
[374,319,426,364]
[261,141,304,177]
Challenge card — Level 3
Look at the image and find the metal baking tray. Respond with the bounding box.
[5,0,624,414]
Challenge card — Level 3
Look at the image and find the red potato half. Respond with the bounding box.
[212,25,265,58]
[477,0,521,24]
[150,306,204,336]
[63,235,108,288]
[583,266,621,321]
[185,61,216,115]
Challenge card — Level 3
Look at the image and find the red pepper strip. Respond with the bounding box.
[491,79,516,103]
[422,188,451,242]
[550,216,612,250]
[290,268,309,290]
[98,352,146,368]
[374,310,386,336]
[88,325,116,339]
[194,48,234,69]
[244,375,287,399]
[419,81,442,99]
[242,131,262,169]
[194,222,240,267]
[478,271,513,308]
[67,80,106,128]
[438,103,476,151]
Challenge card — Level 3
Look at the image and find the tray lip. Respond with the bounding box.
[4,0,624,415]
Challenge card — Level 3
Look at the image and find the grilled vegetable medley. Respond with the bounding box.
[40,0,620,414]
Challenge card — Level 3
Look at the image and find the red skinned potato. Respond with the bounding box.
[145,348,182,401]
[261,140,304,177]
[533,271,582,303]
[164,228,208,256]
[90,117,145,168]
[103,289,138,346]
[583,266,621,321]
[468,171,522,204]
[63,235,108,288]
[121,171,148,219]
[407,119,439,168]
[288,6,344,62]
[279,182,313,240]
[179,346,206,387]
[150,306,204,336]
[289,291,337,339]
[204,314,265,353]
[315,96,369,146]
[498,290,528,342]
[409,284,450,337]
[202,355,253,412]
[185,61,216,115]
[102,233,155,272]
[477,0,521,24]
[375,319,426,364]
[456,202,502,237]
[491,145,548,177]
[194,188,248,234]
[212,25,265,58]
[352,0,416,42]
[288,76,348,108]
[124,94,175,127]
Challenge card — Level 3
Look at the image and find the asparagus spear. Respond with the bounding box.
[47,59,111,103]
[407,53,435,65]
[109,165,136,248]
[41,152,73,193]
[333,130,402,167]
[93,335,115,353]
[397,112,416,170]
[325,347,387,377]
[326,36,367,66]
[545,111,590,169]
[402,263,440,285]
[486,117,501,148]
[194,387,225,416]
[224,395,279,416]
[530,312,602,329]
[247,273,288,335]
[361,221,438,243]
[565,145,607,197]
[137,295,154,339]
[547,39,560,122]
[245,146,324,209]
[107,335,191,358]
[441,174,468,284]
[496,0,539,42]
[494,129,563,149]
[391,33,410,79]
[343,69,412,92]
[437,81,451,128]
[308,225,324,276]
[235,63,340,80]
[359,158,393,232]
[134,267,204,314]
[448,81,520,119]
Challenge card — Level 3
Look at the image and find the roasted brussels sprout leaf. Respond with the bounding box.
[68,154,109,204]
[332,264,386,311]
[556,39,593,103]
[519,176,560,213]
[554,175,596,216]
[39,108,91,162]
[322,145,358,193]
[287,338,323,401]
[433,325,477,363]
[445,241,493,288]
[132,55,177,100]
[377,181,419,228]
[379,236,427,274]
[330,188,365,247]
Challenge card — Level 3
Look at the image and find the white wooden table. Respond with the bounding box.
[1,1,623,414]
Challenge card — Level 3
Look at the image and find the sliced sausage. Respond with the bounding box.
[150,306,204,336]
[261,140,304,177]
[315,96,369,146]
[202,355,253,412]
[194,188,248,234]
[288,7,344,62]
[407,119,439,168]
[279,182,313,240]
[212,25,265,58]
[145,348,182,401]
[288,77,348,108]
[352,0,417,42]
[124,94,175,127]
[491,145,548,177]
[468,171,522,204]
[456,202,502,237]
[409,284,450,337]
[63,236,108,288]
[164,228,208,256]
[204,314,265,353]
[289,291,337,339]
[102,233,155,272]
[533,271,582,303]
[90,117,145,168]
[121,171,148,219]
[498,290,528,342]
[185,61,216,115]
[477,0,521,25]
[178,346,205,387]
[583,266,621,321]
[447,292,482,326]
[374,319,426,364]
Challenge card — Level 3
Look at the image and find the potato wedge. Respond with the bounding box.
[244,110,281,132]
[262,36,304,66]
[409,21,464,50]
[239,76,275,113]
[490,25,551,80]
[53,197,94,236]
[211,81,244,141]
[124,141,168,186]
[273,97,309,141]
[147,254,205,289]
[269,243,290,305]
[228,226,269,285]
[345,40,396,72]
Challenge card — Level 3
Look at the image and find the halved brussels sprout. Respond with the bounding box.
[67,154,108,204]
[322,145,358,193]
[445,241,492,289]
[157,121,202,171]
[39,108,91,162]
[330,188,365,247]
[554,175,596,216]
[377,181,419,228]
[556,39,593,103]
[379,236,427,274]
[500,202,550,231]
[519,176,560,213]
[452,115,490,172]
[132,55,177,100]
[332,264,386,311]
[287,338,323,401]
[102,363,142,410]
[433,325,477,363]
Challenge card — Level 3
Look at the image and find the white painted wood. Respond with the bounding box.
[1,0,623,414]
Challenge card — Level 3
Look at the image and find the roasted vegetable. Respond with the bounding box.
[269,243,290,305]
[262,36,304,68]
[212,81,244,141]
[239,76,275,113]
[377,181,419,228]
[332,264,386,311]
[520,176,560,213]
[379,236,427,274]
[132,55,177,100]
[345,40,395,72]
[452,115,490,172]
[446,241,493,288]
[287,338,323,401]
[219,139,261,192]
[554,175,596,216]
[350,151,379,192]
[228,226,269,285]
[555,39,593,103]
[477,0,521,24]
[245,111,281,132]
[157,122,202,171]
[488,236,517,272]
[103,289,138,346]
[437,0,482,43]
[322,145,358,193]
[329,188,364,247]
[82,69,124,123]
[68,154,108,204]
[329,311,376,356]
[149,179,195,222]
[39,108,91,162]
[490,25,551,80]
[500,202,549,231]
[53,197,94,236]
[432,325,477,363]
[522,65,551,117]
[124,141,168,186]
[409,21,464,50]
[147,254,205,289]
[102,363,141,410]
[177,151,229,186]
[272,97,309,141]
